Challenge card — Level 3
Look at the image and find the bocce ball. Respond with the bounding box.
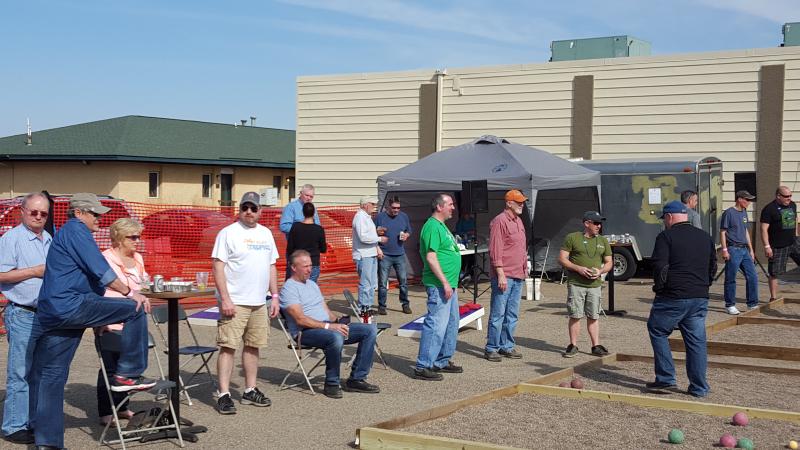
[719,433,736,448]
[732,411,749,426]
[558,381,570,388]
[667,428,684,444]
[789,439,798,450]
[570,378,584,389]
[737,437,754,450]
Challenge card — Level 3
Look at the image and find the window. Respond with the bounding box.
[272,175,282,198]
[202,173,212,198]
[148,172,160,198]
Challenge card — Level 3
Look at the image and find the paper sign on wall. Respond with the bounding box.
[648,188,662,205]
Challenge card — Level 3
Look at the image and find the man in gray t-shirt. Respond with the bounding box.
[279,249,380,399]
[719,190,759,315]
[681,190,702,229]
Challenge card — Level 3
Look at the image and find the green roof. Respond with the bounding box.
[0,115,294,168]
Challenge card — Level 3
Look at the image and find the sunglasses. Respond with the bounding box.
[592,221,603,226]
[126,235,141,241]
[240,204,259,213]
[389,206,401,210]
[24,208,49,219]
[779,193,792,199]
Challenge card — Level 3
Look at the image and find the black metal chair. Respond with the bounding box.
[343,289,390,369]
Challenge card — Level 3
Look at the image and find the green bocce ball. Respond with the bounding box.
[668,429,685,444]
[736,438,754,450]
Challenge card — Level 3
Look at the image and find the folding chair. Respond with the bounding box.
[150,305,218,406]
[276,310,326,395]
[96,331,183,449]
[343,289,390,369]
[531,238,551,282]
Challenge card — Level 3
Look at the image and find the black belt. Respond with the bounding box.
[10,302,37,313]
[729,244,748,248]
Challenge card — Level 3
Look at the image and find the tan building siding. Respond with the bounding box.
[297,47,800,205]
[0,161,294,206]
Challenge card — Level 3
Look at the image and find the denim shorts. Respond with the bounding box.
[566,284,601,319]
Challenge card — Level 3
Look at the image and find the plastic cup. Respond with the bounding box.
[195,272,209,289]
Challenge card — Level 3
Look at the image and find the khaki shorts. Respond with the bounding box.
[217,304,269,349]
[566,284,602,320]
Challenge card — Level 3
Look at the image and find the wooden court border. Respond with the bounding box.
[357,353,800,449]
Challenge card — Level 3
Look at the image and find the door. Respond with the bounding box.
[220,174,233,206]
[697,162,723,246]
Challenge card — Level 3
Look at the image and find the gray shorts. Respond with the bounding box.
[566,284,602,319]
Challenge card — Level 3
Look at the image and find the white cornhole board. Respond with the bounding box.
[397,306,484,338]
[188,307,219,326]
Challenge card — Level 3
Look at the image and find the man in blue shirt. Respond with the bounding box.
[0,193,52,445]
[279,184,320,279]
[29,193,156,449]
[374,196,413,315]
[720,190,759,315]
[279,249,379,399]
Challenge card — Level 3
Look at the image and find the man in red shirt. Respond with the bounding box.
[484,190,528,362]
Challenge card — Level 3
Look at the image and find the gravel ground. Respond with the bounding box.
[554,360,800,412]
[761,302,800,319]
[0,268,794,449]
[710,323,800,347]
[406,393,800,449]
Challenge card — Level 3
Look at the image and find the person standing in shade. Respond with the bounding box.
[280,184,320,279]
[558,211,613,358]
[352,196,387,308]
[646,200,716,397]
[0,193,51,445]
[413,193,463,381]
[375,196,413,315]
[681,190,702,229]
[760,186,800,302]
[286,202,326,283]
[720,190,759,315]
[484,190,528,362]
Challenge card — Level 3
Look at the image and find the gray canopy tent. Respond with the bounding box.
[377,135,602,277]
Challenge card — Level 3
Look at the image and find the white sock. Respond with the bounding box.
[244,387,256,393]
[218,391,230,398]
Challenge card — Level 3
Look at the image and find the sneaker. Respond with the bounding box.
[323,384,343,399]
[591,345,609,356]
[412,367,443,381]
[3,429,34,444]
[499,348,523,359]
[747,305,759,311]
[726,306,740,315]
[241,387,271,407]
[402,304,413,315]
[344,379,380,393]
[562,344,578,358]
[484,351,502,362]
[432,361,463,373]
[216,393,237,415]
[377,306,388,315]
[646,381,677,390]
[110,375,157,392]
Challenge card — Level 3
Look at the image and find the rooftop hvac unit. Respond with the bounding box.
[550,35,651,62]
[784,23,800,47]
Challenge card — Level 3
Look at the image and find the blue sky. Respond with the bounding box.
[0,0,796,137]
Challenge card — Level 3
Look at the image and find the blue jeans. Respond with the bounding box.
[2,304,44,436]
[30,295,149,448]
[378,254,409,307]
[647,297,709,397]
[415,287,459,370]
[485,278,522,353]
[287,265,321,283]
[297,323,377,385]
[356,256,378,307]
[723,246,759,307]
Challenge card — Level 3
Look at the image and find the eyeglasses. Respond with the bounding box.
[126,235,141,241]
[23,208,48,219]
[240,205,259,213]
[88,211,100,218]
[592,221,603,226]
[389,206,401,210]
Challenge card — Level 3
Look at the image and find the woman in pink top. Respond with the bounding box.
[97,218,149,426]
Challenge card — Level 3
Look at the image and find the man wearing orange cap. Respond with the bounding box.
[484,190,529,362]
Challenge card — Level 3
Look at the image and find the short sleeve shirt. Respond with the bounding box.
[279,278,329,337]
[212,221,278,306]
[720,207,750,246]
[419,217,461,287]
[760,201,797,249]
[561,232,611,288]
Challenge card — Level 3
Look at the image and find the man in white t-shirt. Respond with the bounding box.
[211,192,279,414]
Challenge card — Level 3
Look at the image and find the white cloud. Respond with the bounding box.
[696,0,799,23]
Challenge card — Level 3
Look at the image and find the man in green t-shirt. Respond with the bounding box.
[558,211,613,358]
[413,193,463,381]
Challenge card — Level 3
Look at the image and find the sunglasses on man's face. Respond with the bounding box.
[24,208,48,219]
[779,193,792,199]
[240,205,259,213]
[591,221,603,226]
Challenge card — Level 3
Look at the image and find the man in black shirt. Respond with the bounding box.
[286,202,326,282]
[646,201,716,398]
[759,186,800,301]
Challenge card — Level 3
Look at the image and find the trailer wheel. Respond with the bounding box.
[613,247,637,281]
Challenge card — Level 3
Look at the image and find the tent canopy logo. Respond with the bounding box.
[492,163,507,173]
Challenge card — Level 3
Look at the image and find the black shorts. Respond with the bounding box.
[767,239,800,276]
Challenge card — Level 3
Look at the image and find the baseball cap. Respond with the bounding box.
[69,193,111,214]
[660,200,688,218]
[505,189,528,203]
[240,191,261,207]
[360,196,379,205]
[582,211,605,222]
[736,190,756,200]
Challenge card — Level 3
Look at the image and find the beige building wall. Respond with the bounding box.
[297,46,800,206]
[0,161,294,206]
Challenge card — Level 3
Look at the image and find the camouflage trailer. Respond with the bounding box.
[576,157,723,280]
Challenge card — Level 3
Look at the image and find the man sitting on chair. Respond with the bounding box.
[279,250,380,399]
